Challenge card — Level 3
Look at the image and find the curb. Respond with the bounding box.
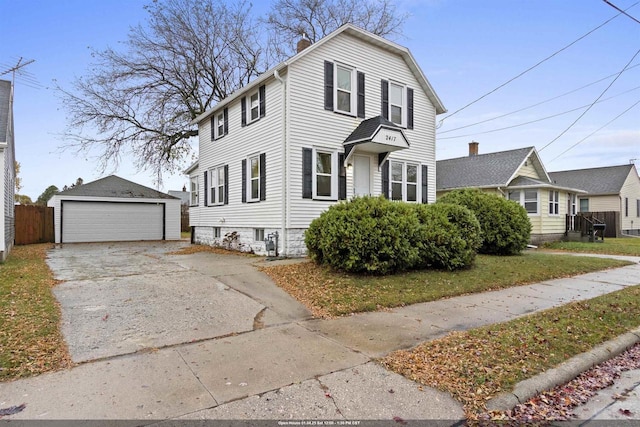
[486,327,640,412]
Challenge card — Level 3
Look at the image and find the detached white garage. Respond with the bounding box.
[48,175,181,243]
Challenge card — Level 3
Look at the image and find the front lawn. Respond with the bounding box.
[543,237,640,256]
[0,245,72,381]
[382,284,640,419]
[260,252,630,318]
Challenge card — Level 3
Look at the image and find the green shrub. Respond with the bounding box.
[305,196,421,274]
[305,196,482,274]
[437,188,531,255]
[413,203,482,270]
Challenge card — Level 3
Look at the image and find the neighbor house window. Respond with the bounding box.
[625,197,629,217]
[569,193,577,215]
[509,190,539,214]
[548,191,559,215]
[637,199,640,217]
[208,166,226,205]
[190,177,199,206]
[580,198,589,212]
[254,228,265,241]
[390,161,419,202]
[313,149,338,199]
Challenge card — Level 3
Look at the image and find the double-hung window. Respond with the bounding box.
[313,149,338,200]
[249,91,260,122]
[249,156,260,201]
[242,154,266,203]
[580,198,589,213]
[548,191,559,215]
[208,166,226,205]
[389,82,404,126]
[190,176,199,206]
[323,61,365,118]
[241,85,265,126]
[509,190,539,214]
[335,64,355,114]
[211,108,228,140]
[390,161,419,202]
[381,80,414,129]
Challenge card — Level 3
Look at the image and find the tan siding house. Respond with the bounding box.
[436,143,585,245]
[188,25,446,256]
[550,164,640,235]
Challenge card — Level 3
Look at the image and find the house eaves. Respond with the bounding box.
[190,24,446,125]
[184,161,199,175]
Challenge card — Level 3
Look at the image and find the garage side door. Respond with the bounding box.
[62,202,164,243]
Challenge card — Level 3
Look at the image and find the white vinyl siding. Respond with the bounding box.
[287,32,437,228]
[620,168,640,231]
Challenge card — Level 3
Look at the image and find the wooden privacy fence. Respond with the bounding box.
[15,205,55,245]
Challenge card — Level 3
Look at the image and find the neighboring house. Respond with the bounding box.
[0,80,16,262]
[188,24,446,256]
[549,164,640,236]
[48,175,181,243]
[437,143,585,245]
[168,189,190,206]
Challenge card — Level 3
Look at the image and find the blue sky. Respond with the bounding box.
[1,0,639,200]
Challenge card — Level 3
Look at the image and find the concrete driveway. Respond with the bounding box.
[47,241,311,363]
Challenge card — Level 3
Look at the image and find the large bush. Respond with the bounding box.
[437,188,531,255]
[413,203,481,270]
[305,196,482,274]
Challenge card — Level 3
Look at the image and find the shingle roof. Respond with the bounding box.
[549,164,634,195]
[56,175,177,199]
[344,116,400,143]
[436,147,535,190]
[0,80,11,143]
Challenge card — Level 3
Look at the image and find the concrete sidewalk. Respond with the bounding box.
[1,254,640,423]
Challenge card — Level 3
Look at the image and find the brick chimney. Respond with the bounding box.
[296,33,311,53]
[469,141,479,156]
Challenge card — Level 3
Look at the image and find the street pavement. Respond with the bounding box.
[0,244,639,424]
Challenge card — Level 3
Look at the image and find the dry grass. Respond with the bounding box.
[0,244,73,381]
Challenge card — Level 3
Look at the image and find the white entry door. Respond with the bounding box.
[353,155,371,197]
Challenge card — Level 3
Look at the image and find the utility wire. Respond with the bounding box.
[437,86,640,140]
[436,1,639,128]
[603,0,640,23]
[437,63,640,134]
[549,98,640,162]
[539,47,640,152]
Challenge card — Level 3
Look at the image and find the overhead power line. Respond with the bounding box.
[603,0,640,24]
[437,63,640,135]
[549,98,640,163]
[437,86,640,140]
[436,1,639,128]
[539,47,640,152]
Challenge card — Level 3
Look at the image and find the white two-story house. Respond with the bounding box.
[188,24,446,256]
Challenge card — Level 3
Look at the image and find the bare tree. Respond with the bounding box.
[265,0,408,60]
[57,0,266,182]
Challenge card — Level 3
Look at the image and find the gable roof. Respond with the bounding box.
[191,24,446,125]
[56,175,177,199]
[0,80,12,144]
[549,164,635,195]
[436,147,536,190]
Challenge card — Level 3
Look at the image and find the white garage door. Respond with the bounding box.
[62,201,164,243]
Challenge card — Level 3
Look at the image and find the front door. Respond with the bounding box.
[354,155,371,197]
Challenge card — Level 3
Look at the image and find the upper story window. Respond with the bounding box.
[190,176,199,206]
[211,108,228,140]
[241,85,265,127]
[390,161,419,202]
[381,80,414,129]
[509,190,539,215]
[324,60,365,118]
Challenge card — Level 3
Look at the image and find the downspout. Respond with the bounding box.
[274,68,288,256]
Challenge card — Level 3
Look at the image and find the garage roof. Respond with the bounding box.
[56,175,177,199]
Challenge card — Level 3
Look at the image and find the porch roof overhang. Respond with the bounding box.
[343,116,410,167]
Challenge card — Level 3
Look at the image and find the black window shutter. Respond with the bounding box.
[223,107,229,135]
[224,165,229,205]
[241,97,247,127]
[241,159,247,203]
[324,61,334,111]
[381,160,389,199]
[203,171,208,206]
[302,148,312,199]
[259,153,266,201]
[357,72,365,118]
[421,165,428,204]
[407,88,414,130]
[338,153,346,200]
[381,80,389,120]
[259,85,266,118]
[210,116,215,140]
